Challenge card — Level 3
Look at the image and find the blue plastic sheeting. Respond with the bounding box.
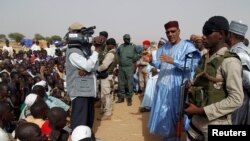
[50,40,63,48]
[21,39,33,48]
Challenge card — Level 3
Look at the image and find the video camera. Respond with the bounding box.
[65,26,96,48]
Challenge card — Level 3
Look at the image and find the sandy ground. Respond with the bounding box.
[93,95,163,141]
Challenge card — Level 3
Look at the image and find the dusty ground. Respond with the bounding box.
[93,95,163,141]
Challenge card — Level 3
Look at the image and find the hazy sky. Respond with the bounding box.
[1,0,250,44]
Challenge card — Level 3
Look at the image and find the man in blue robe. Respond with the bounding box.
[144,21,201,141]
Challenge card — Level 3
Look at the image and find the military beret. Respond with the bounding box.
[123,34,131,39]
[99,31,108,38]
[106,38,116,46]
[203,16,229,35]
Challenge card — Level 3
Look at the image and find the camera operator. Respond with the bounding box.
[65,22,102,139]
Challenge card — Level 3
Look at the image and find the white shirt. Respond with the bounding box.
[44,47,53,57]
[49,44,57,57]
[30,44,41,52]
[69,51,99,72]
[2,45,13,57]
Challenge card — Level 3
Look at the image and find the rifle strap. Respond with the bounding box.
[194,54,224,82]
[186,120,204,141]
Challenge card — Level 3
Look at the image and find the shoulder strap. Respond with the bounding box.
[195,51,239,83]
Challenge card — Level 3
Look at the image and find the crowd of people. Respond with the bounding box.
[0,15,249,141]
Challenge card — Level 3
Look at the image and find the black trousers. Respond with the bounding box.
[70,97,95,130]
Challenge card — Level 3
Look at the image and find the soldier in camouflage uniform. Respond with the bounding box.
[97,38,118,120]
[185,16,244,141]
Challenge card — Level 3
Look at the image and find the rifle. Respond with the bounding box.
[176,52,194,141]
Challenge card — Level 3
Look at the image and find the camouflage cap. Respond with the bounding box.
[123,34,131,39]
[68,22,85,32]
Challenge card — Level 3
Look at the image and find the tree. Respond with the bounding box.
[51,35,62,41]
[45,37,52,43]
[8,32,25,42]
[34,33,45,40]
[0,34,6,41]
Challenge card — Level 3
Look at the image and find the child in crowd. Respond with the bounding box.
[15,122,47,141]
[25,99,49,128]
[42,107,69,141]
[0,101,15,141]
[51,78,70,105]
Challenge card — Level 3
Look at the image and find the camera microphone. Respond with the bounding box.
[81,26,96,33]
[88,26,96,30]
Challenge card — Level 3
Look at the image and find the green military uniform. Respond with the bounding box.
[187,47,244,141]
[117,41,142,105]
[190,51,240,107]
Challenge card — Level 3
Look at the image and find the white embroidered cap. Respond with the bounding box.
[24,93,38,107]
[229,20,248,36]
[34,80,47,87]
[71,125,92,141]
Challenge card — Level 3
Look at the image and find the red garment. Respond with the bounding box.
[143,40,150,45]
[41,120,52,136]
[31,55,36,63]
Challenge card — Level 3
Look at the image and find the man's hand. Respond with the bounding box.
[160,54,174,64]
[185,80,192,93]
[184,103,205,116]
[79,69,88,77]
[151,68,158,76]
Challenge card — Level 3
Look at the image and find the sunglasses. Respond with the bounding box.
[203,29,220,36]
[166,30,177,35]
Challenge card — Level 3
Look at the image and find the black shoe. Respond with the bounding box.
[138,89,143,93]
[134,89,139,95]
[139,107,150,112]
[127,101,132,106]
[115,98,124,103]
[127,98,132,106]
